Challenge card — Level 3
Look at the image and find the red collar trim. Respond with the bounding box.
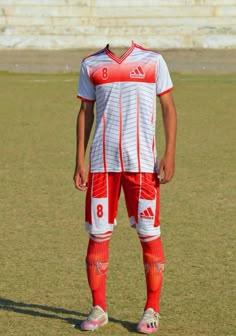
[105,41,136,64]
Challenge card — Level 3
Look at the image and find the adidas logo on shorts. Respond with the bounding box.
[140,207,154,219]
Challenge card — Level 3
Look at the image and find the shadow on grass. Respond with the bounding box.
[0,297,137,333]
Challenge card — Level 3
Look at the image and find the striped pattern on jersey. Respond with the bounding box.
[78,42,173,173]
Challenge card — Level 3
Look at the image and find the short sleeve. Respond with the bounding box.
[77,61,96,101]
[156,55,173,96]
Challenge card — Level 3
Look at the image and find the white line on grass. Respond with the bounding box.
[30,79,76,82]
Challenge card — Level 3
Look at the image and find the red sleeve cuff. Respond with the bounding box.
[77,95,95,102]
[157,87,174,97]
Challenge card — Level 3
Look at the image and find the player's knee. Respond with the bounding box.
[86,234,110,275]
[89,231,112,242]
[86,233,111,290]
[138,233,159,243]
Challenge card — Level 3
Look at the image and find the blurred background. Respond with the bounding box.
[0,0,235,49]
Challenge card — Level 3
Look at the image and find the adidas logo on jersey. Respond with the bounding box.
[130,66,145,79]
[140,207,154,220]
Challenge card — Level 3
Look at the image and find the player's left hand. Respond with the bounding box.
[158,154,175,184]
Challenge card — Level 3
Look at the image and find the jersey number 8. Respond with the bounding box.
[96,204,104,218]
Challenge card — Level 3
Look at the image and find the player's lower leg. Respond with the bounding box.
[80,232,111,331]
[86,233,111,311]
[137,236,165,334]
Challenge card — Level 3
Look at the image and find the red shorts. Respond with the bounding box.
[85,172,161,237]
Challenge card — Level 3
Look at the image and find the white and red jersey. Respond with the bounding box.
[77,41,173,173]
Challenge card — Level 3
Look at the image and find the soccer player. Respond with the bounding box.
[74,41,177,334]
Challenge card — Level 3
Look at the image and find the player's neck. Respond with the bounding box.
[106,44,132,58]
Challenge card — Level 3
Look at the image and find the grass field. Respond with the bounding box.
[0,71,235,336]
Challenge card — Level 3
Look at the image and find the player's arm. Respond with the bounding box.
[158,91,177,184]
[74,100,95,191]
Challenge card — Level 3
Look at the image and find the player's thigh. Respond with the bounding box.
[122,172,160,236]
[85,172,122,234]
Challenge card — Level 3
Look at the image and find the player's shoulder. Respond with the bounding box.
[82,46,107,65]
[134,43,165,64]
[134,43,161,56]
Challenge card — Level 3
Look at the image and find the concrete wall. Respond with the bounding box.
[0,0,236,49]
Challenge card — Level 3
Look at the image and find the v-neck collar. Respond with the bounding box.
[105,41,136,64]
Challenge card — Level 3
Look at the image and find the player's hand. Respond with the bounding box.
[158,154,175,184]
[73,164,87,191]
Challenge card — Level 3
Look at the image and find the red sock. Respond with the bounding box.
[140,237,165,312]
[86,237,110,312]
